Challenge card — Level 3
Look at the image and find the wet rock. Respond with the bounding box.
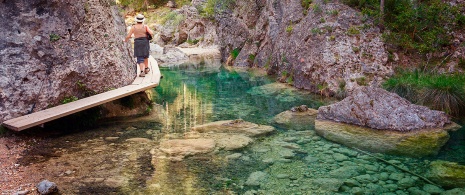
[158,138,216,161]
[354,174,377,184]
[408,187,428,195]
[104,137,119,141]
[423,184,444,194]
[191,119,275,137]
[332,153,349,162]
[389,173,405,181]
[315,119,455,157]
[384,184,399,192]
[330,166,363,179]
[245,171,268,186]
[276,174,289,179]
[441,188,465,194]
[426,161,465,188]
[344,179,361,187]
[398,177,416,189]
[215,134,253,150]
[37,180,57,194]
[279,148,295,159]
[311,178,344,192]
[226,153,242,160]
[273,107,318,130]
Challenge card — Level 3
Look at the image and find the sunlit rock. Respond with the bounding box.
[273,105,318,130]
[191,119,275,137]
[157,138,216,161]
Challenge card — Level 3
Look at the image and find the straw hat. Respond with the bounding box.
[135,14,145,23]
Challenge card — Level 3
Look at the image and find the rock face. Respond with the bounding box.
[426,161,465,189]
[0,0,135,124]
[214,0,392,94]
[317,86,452,131]
[315,87,461,157]
[273,106,319,130]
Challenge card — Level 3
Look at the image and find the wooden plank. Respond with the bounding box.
[2,56,162,131]
[3,82,158,131]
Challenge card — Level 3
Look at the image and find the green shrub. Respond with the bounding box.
[62,96,78,104]
[355,77,367,86]
[161,11,185,26]
[311,28,320,35]
[187,39,200,45]
[320,17,326,23]
[286,24,293,34]
[248,54,256,62]
[344,0,464,54]
[49,33,61,42]
[313,3,322,14]
[383,70,465,116]
[231,48,241,60]
[347,26,360,35]
[302,0,313,11]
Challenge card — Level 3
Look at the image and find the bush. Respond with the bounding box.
[383,70,465,116]
[343,0,465,55]
[231,48,241,60]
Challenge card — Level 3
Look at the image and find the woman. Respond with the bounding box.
[124,14,154,77]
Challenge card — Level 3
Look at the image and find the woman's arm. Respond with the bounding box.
[123,26,134,42]
[146,25,154,36]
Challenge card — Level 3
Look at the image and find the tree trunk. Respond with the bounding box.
[379,0,385,32]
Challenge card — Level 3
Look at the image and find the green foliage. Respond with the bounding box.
[248,54,256,62]
[49,33,61,42]
[187,39,200,45]
[231,48,241,60]
[161,11,185,26]
[62,96,78,104]
[320,17,326,23]
[286,23,293,34]
[329,10,339,16]
[347,26,360,35]
[383,70,465,116]
[286,74,294,85]
[198,0,235,19]
[352,46,360,53]
[311,28,321,35]
[344,0,465,54]
[313,3,322,14]
[302,0,313,14]
[329,35,335,41]
[355,77,367,86]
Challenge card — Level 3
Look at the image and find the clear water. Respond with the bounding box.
[17,61,465,194]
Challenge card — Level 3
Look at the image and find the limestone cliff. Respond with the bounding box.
[215,0,392,95]
[0,0,135,123]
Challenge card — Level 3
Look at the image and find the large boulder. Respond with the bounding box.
[426,161,465,189]
[317,86,452,131]
[315,87,461,157]
[0,0,134,124]
[273,105,318,130]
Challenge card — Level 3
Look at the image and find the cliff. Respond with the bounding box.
[215,0,393,95]
[0,0,135,123]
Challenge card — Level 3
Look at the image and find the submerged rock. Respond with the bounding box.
[273,106,318,130]
[158,139,216,161]
[191,119,275,137]
[315,86,461,157]
[315,120,456,157]
[37,180,57,195]
[245,171,268,186]
[426,161,465,189]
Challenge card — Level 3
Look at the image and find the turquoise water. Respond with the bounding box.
[14,61,465,194]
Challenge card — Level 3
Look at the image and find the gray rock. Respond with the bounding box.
[245,171,268,186]
[408,187,429,195]
[14,190,29,195]
[422,184,444,194]
[330,166,363,179]
[332,153,349,162]
[37,180,57,194]
[398,177,416,189]
[389,173,405,181]
[0,0,135,124]
[317,87,455,131]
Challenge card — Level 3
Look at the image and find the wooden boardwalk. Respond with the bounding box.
[2,56,161,131]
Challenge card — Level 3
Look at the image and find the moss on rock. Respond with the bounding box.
[427,161,465,189]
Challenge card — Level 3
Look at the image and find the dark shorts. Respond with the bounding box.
[136,56,148,64]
